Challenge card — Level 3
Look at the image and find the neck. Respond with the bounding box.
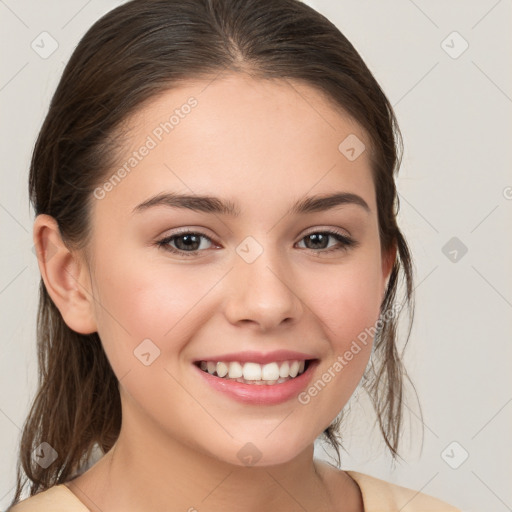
[68,397,358,512]
[104,431,329,511]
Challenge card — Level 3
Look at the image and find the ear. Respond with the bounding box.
[33,214,97,334]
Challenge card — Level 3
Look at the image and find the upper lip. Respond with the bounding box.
[193,350,318,365]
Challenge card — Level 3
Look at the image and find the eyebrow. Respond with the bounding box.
[132,191,371,216]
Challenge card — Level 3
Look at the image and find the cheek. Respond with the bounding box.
[306,253,384,346]
[296,253,384,409]
[90,253,220,369]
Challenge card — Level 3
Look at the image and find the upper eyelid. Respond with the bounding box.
[158,228,353,248]
[160,223,352,236]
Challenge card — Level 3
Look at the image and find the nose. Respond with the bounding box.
[223,244,304,332]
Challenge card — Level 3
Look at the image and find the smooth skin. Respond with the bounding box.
[34,72,396,512]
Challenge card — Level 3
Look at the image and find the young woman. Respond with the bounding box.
[8,0,461,510]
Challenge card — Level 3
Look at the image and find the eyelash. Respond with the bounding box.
[155,228,358,258]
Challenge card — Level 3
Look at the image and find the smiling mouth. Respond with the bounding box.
[194,359,314,385]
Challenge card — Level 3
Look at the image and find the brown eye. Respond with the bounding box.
[297,230,357,253]
[156,231,214,257]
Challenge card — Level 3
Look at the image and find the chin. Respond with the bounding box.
[211,434,313,468]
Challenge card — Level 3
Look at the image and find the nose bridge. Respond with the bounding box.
[224,235,303,329]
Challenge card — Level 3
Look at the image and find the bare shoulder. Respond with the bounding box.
[7,484,89,512]
[346,470,462,511]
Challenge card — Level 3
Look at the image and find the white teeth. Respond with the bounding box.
[198,359,310,384]
[242,362,262,381]
[289,361,300,378]
[216,362,228,378]
[228,361,243,378]
[279,361,290,378]
[261,362,280,381]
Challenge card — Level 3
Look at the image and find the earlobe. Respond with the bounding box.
[33,214,97,334]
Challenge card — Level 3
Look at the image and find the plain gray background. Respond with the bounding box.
[1,1,511,511]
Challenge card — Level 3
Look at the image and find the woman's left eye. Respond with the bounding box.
[156,231,215,257]
[156,229,357,257]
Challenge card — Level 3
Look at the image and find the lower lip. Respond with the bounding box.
[193,361,318,405]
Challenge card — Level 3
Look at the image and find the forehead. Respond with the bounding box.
[96,73,376,218]
[130,72,370,153]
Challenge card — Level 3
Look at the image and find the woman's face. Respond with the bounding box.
[84,73,394,466]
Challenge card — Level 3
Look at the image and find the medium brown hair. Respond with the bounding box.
[10,0,419,505]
